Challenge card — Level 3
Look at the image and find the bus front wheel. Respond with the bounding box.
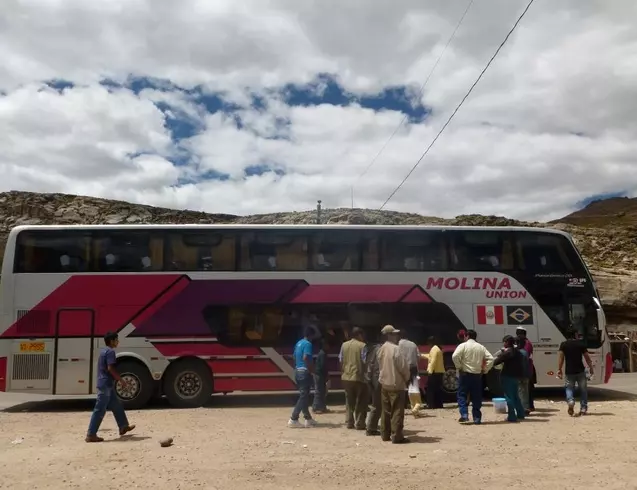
[116,360,155,410]
[163,359,213,408]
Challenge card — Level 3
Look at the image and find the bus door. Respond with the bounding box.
[564,291,604,381]
[54,308,95,395]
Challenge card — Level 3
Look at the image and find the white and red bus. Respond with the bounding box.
[0,224,612,408]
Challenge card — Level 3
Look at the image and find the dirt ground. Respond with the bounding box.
[0,393,635,490]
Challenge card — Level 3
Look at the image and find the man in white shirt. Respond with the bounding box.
[452,329,494,425]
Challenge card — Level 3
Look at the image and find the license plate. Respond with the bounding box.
[20,342,45,352]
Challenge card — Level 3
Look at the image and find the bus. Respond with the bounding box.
[0,224,612,408]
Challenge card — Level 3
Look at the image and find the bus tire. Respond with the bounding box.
[163,358,213,409]
[486,370,503,397]
[115,359,155,410]
[441,357,459,403]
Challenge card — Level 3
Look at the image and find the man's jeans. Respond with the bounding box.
[87,386,129,436]
[291,369,313,421]
[457,372,483,422]
[312,374,327,411]
[565,372,588,410]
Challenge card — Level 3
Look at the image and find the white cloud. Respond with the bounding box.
[0,0,637,221]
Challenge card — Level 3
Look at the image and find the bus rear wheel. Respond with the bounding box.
[116,360,155,410]
[163,359,213,408]
[442,365,459,403]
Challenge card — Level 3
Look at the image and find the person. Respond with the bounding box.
[493,336,526,422]
[398,333,424,417]
[423,336,445,409]
[377,325,411,444]
[558,329,594,416]
[516,337,531,414]
[339,327,368,430]
[312,337,330,414]
[365,340,382,436]
[516,327,535,411]
[86,332,136,442]
[288,328,317,428]
[452,329,494,425]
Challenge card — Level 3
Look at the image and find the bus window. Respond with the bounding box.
[165,231,236,271]
[379,231,446,271]
[240,231,308,271]
[449,230,514,271]
[14,231,91,273]
[93,231,161,272]
[516,232,583,275]
[311,231,361,271]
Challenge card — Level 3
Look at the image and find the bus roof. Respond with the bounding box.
[7,223,573,238]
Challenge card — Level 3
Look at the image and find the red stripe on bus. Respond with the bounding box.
[2,274,182,338]
[151,342,261,357]
[207,359,281,374]
[213,377,296,392]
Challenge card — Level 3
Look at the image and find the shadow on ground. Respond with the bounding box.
[2,387,634,414]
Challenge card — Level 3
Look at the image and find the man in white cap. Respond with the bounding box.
[377,325,411,444]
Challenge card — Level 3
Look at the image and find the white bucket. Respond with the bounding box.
[493,398,507,414]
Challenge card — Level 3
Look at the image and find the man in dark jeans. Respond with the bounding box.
[493,335,525,423]
[558,329,594,416]
[86,332,136,442]
[312,337,330,414]
[288,328,317,428]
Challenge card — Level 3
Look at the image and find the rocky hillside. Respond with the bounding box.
[1,190,635,328]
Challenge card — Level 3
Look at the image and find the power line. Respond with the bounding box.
[378,0,536,210]
[351,0,475,206]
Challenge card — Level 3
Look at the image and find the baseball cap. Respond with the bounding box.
[515,327,527,333]
[381,325,400,335]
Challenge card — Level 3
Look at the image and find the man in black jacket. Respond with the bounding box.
[493,335,525,423]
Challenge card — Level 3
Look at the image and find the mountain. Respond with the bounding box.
[1,190,635,329]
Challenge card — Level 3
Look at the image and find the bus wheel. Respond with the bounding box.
[486,370,503,397]
[163,359,213,408]
[116,360,154,410]
[442,365,459,403]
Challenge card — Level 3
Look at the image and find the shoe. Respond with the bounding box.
[346,424,355,430]
[288,419,302,428]
[304,419,317,428]
[381,436,391,442]
[119,425,136,436]
[567,401,575,416]
[85,434,104,443]
[473,419,482,425]
[458,417,470,424]
[580,408,587,416]
[366,430,380,436]
[392,437,410,444]
[507,419,518,423]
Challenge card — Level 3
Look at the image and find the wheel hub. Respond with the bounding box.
[443,368,458,393]
[175,371,202,399]
[116,374,140,400]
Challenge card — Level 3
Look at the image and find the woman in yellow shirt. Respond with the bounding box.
[421,336,445,409]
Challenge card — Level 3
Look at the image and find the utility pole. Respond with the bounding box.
[351,186,354,209]
[316,200,322,224]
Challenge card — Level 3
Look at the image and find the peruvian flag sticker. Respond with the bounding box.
[476,305,505,325]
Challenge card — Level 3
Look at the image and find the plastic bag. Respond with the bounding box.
[408,376,421,394]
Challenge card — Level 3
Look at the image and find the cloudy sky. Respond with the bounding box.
[1,0,636,221]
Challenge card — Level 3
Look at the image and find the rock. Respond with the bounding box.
[159,437,173,447]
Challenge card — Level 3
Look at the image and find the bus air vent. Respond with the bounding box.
[15,310,51,335]
[12,353,50,381]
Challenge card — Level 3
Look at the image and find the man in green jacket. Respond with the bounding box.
[339,327,368,430]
